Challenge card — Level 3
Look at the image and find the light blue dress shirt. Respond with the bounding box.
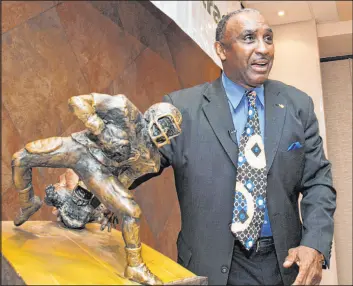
[222,72,272,237]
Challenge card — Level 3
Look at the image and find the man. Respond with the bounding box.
[130,8,336,286]
[11,93,182,285]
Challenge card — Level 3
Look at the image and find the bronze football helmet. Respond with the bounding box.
[144,102,182,148]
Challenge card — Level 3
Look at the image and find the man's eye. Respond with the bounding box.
[264,35,273,43]
[244,35,255,41]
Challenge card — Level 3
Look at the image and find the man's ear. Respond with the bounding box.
[214,41,227,61]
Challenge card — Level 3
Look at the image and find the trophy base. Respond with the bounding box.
[1,221,207,285]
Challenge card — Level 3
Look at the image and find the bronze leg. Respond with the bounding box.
[76,170,162,285]
[74,168,142,247]
[11,137,84,226]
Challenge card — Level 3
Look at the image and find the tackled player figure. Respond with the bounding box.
[11,92,182,285]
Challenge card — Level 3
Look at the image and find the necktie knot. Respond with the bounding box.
[246,90,257,107]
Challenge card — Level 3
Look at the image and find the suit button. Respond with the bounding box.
[221,266,228,274]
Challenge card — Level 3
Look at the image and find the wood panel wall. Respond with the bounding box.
[1,1,220,261]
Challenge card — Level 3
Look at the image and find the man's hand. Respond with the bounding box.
[59,169,79,189]
[283,245,324,285]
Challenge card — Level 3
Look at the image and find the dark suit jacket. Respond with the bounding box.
[131,77,336,285]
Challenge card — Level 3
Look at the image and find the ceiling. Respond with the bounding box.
[242,1,352,25]
[242,1,352,58]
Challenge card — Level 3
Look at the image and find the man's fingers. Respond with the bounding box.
[283,259,294,268]
[304,268,322,285]
[311,273,322,285]
[292,266,309,285]
[58,172,67,187]
[65,169,80,189]
[283,249,297,268]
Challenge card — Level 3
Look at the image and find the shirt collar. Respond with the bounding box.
[221,72,265,109]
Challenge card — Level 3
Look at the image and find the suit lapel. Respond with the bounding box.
[264,80,287,172]
[202,77,238,167]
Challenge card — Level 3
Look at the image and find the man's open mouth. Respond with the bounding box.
[251,61,269,73]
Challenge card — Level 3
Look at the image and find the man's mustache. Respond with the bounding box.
[251,56,273,63]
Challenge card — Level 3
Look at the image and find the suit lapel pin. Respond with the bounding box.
[275,103,285,108]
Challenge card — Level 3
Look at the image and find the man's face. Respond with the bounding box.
[215,11,274,88]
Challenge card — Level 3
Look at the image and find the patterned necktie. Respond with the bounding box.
[231,90,267,250]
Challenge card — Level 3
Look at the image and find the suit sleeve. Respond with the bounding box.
[129,94,175,190]
[299,96,337,268]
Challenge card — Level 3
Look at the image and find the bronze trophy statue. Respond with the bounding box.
[11,93,182,285]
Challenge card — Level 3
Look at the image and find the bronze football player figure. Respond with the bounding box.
[11,93,182,285]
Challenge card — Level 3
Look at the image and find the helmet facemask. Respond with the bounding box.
[149,114,181,148]
[145,103,182,148]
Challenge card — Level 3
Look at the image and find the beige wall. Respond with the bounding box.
[270,20,327,145]
[321,59,352,285]
[269,20,338,285]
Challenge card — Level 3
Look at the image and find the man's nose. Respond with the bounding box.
[255,39,270,55]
